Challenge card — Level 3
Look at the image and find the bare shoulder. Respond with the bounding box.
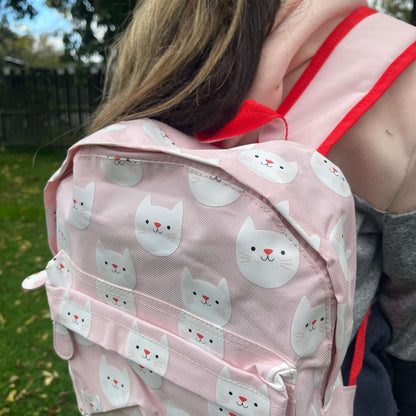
[327,59,416,213]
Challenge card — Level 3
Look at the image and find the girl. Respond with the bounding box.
[89,0,416,414]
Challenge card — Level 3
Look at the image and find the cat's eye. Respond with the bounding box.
[209,339,213,343]
[279,166,284,170]
[255,155,260,158]
[305,323,309,328]
[251,246,256,251]
[193,291,197,295]
[229,391,233,395]
[321,317,324,321]
[136,345,140,349]
[281,250,286,255]
[80,202,84,206]
[105,261,108,265]
[67,312,71,316]
[215,300,219,304]
[167,226,171,230]
[122,267,126,271]
[155,355,159,358]
[254,403,258,407]
[219,408,224,412]
[123,301,127,305]
[188,329,192,333]
[145,220,149,224]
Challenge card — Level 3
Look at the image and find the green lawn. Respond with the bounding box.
[0,147,79,416]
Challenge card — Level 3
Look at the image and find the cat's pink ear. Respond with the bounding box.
[22,270,48,290]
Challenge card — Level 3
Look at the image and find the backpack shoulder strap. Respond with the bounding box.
[277,7,416,155]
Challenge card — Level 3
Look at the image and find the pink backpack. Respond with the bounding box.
[23,8,416,416]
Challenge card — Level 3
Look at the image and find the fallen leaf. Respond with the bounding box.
[24,315,37,326]
[6,389,17,402]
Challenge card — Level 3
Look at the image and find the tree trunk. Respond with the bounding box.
[412,0,416,25]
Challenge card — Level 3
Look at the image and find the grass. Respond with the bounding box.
[0,147,79,416]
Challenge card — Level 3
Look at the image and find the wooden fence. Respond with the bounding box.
[0,68,103,147]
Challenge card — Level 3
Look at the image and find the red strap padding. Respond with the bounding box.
[195,100,284,143]
[349,306,371,386]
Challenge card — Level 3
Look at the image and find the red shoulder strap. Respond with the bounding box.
[278,7,416,155]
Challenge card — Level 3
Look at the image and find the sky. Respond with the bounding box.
[9,0,74,50]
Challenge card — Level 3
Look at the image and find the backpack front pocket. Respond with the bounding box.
[46,282,294,416]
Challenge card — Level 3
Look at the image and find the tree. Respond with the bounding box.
[0,25,66,69]
[47,0,136,63]
[371,0,416,25]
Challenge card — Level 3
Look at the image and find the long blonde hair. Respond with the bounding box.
[89,0,281,135]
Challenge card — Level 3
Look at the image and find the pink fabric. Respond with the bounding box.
[24,117,357,415]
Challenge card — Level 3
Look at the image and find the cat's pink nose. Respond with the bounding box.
[264,249,273,256]
[74,315,78,320]
[266,159,274,164]
[154,222,161,228]
[144,349,150,356]
[197,333,204,339]
[113,298,118,303]
[113,379,118,385]
[112,264,118,269]
[239,396,247,403]
[59,263,65,269]
[202,295,209,301]
[312,320,317,326]
[73,199,77,204]
[115,157,120,160]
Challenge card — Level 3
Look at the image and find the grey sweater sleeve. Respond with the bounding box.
[379,210,416,361]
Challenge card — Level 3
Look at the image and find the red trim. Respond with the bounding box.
[349,306,371,386]
[195,100,284,143]
[278,7,377,116]
[318,40,416,156]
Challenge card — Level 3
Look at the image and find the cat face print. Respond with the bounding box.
[330,215,351,281]
[128,360,163,389]
[135,195,183,257]
[57,220,71,255]
[178,312,225,359]
[96,240,137,289]
[208,401,242,416]
[236,217,299,288]
[311,152,351,197]
[100,156,143,187]
[291,296,329,357]
[143,121,177,147]
[125,322,169,377]
[239,149,298,184]
[181,268,232,327]
[68,182,95,230]
[47,255,73,288]
[216,368,270,416]
[99,355,131,409]
[167,400,191,416]
[80,389,101,414]
[59,292,92,338]
[188,167,243,207]
[96,280,137,315]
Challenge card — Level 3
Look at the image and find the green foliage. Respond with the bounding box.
[0,146,78,415]
[0,26,66,69]
[371,0,416,24]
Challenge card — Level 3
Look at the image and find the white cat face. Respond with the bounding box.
[311,152,351,197]
[208,401,242,416]
[330,215,351,281]
[47,255,73,288]
[239,149,297,184]
[188,167,243,207]
[125,322,169,376]
[96,281,137,315]
[178,312,224,359]
[100,156,143,186]
[59,292,92,338]
[143,121,177,147]
[167,400,191,416]
[216,368,270,416]
[68,182,95,230]
[57,220,71,255]
[181,268,231,327]
[236,217,299,288]
[291,296,329,357]
[99,355,131,409]
[80,389,101,414]
[135,195,183,257]
[128,360,163,389]
[96,240,137,289]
